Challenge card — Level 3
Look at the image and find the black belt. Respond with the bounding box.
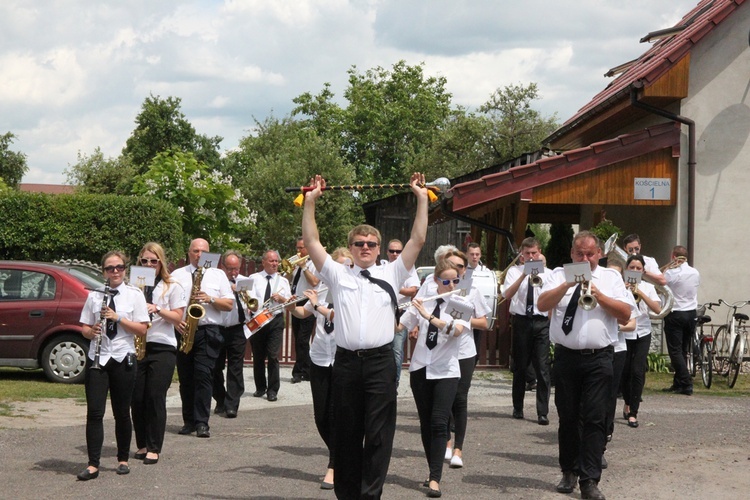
[336,345,392,358]
[513,314,549,321]
[555,344,613,356]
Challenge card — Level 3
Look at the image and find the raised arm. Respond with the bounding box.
[302,175,330,271]
[400,172,429,272]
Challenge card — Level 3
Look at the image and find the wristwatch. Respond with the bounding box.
[155,306,162,314]
[313,304,320,311]
[210,297,216,304]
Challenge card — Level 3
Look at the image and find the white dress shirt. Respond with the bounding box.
[625,281,659,340]
[502,264,552,317]
[304,288,337,367]
[665,262,700,311]
[80,283,150,364]
[223,273,249,326]
[319,255,410,350]
[542,265,633,350]
[290,259,318,295]
[398,267,420,305]
[247,270,292,317]
[147,279,187,348]
[171,265,234,326]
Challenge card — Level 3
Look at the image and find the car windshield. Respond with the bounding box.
[66,267,105,289]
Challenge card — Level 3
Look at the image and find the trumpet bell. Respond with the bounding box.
[578,281,597,311]
[530,274,543,287]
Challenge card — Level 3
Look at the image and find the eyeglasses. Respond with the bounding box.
[140,258,160,265]
[455,264,465,269]
[387,249,402,254]
[439,278,461,285]
[104,265,127,273]
[352,241,378,248]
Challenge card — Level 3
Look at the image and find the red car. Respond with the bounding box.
[0,261,104,383]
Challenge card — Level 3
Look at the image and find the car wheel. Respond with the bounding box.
[41,334,88,384]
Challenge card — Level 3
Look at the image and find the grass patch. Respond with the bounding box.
[0,368,85,403]
[643,371,750,397]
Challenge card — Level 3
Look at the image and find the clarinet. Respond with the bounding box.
[90,279,112,370]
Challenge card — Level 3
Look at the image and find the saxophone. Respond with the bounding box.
[180,265,206,354]
[134,276,150,361]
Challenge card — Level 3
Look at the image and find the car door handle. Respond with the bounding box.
[29,310,45,318]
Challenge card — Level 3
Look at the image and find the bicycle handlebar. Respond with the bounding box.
[717,299,750,309]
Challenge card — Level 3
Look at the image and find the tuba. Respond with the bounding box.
[603,233,674,319]
[180,266,206,354]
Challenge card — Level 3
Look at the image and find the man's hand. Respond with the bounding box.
[305,175,326,203]
[409,172,428,200]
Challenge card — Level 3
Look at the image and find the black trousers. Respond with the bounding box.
[310,362,335,469]
[333,345,397,500]
[606,349,627,438]
[84,356,136,468]
[291,314,315,380]
[213,323,247,411]
[553,345,612,483]
[448,356,476,450]
[132,343,176,454]
[410,368,459,483]
[511,315,551,417]
[472,328,483,365]
[249,315,283,394]
[664,310,696,390]
[176,325,223,428]
[622,334,651,416]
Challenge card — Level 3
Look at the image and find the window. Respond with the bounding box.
[0,269,56,301]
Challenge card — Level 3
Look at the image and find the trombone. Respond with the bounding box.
[660,256,687,272]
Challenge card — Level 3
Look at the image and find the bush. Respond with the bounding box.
[647,352,670,373]
[0,192,184,263]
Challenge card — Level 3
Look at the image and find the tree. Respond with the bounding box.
[223,117,359,254]
[0,132,28,188]
[123,94,223,174]
[64,148,136,194]
[132,150,255,251]
[478,83,559,163]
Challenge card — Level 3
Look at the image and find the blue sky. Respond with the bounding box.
[0,0,699,184]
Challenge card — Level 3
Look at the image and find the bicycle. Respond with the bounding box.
[711,299,750,388]
[686,303,717,388]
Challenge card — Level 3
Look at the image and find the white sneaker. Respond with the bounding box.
[444,448,452,461]
[450,455,463,468]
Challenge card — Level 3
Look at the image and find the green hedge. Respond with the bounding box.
[0,192,184,264]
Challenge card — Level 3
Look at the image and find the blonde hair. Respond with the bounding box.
[138,242,173,299]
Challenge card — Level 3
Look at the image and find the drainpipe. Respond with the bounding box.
[630,82,696,258]
[440,199,518,256]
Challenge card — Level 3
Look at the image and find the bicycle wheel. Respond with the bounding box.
[686,339,696,377]
[713,325,730,376]
[727,337,741,388]
[700,339,713,388]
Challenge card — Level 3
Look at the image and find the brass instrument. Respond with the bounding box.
[285,177,452,206]
[603,233,674,319]
[237,290,259,313]
[495,252,522,306]
[180,265,206,354]
[529,266,543,287]
[659,256,687,272]
[578,280,598,311]
[134,276,150,361]
[91,279,112,370]
[398,288,466,311]
[631,282,642,304]
[279,253,310,276]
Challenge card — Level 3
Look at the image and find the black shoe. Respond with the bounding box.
[512,409,524,419]
[214,405,226,415]
[77,468,99,481]
[427,487,442,498]
[195,424,210,438]
[556,471,578,493]
[253,389,266,398]
[225,409,237,418]
[267,391,278,402]
[580,479,606,499]
[601,454,608,469]
[525,382,537,391]
[537,415,549,425]
[134,451,147,460]
[679,387,694,395]
[661,385,679,393]
[291,377,301,384]
[116,463,130,475]
[178,425,195,435]
[143,456,159,465]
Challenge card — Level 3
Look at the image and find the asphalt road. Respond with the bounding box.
[2,367,750,499]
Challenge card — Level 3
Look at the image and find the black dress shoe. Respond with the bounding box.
[178,425,195,435]
[512,409,523,419]
[253,389,266,398]
[225,409,237,418]
[116,463,130,475]
[628,416,639,428]
[134,451,147,460]
[661,385,679,393]
[214,405,226,415]
[267,391,278,402]
[580,479,606,499]
[679,387,694,395]
[291,376,301,384]
[77,468,99,481]
[427,487,442,498]
[556,471,578,493]
[537,415,549,426]
[195,424,211,438]
[601,454,608,469]
[143,456,159,465]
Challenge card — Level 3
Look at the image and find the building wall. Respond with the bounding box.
[683,4,750,304]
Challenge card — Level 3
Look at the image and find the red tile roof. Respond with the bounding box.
[19,184,75,194]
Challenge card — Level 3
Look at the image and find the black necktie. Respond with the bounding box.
[526,277,535,317]
[562,284,581,335]
[291,267,302,294]
[324,302,334,334]
[231,279,246,324]
[360,269,398,321]
[264,275,272,303]
[426,299,444,350]
[106,290,119,339]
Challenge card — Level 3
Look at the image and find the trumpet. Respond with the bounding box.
[285,178,452,206]
[237,290,259,312]
[279,253,310,276]
[578,280,598,311]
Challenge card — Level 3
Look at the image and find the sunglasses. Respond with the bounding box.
[140,258,160,265]
[352,241,378,248]
[104,265,127,273]
[387,249,402,254]
[439,278,461,285]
